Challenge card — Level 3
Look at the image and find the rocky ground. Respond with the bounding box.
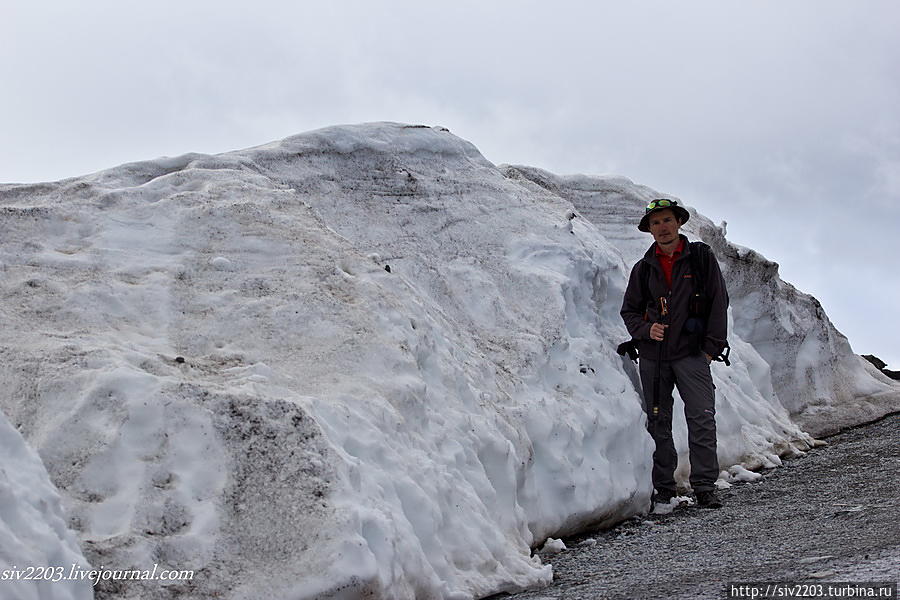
[498,413,899,600]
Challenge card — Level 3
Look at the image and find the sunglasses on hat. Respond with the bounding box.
[645,199,677,213]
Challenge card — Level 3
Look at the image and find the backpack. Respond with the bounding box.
[638,241,731,365]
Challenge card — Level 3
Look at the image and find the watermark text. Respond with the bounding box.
[1,564,194,587]
[728,582,897,599]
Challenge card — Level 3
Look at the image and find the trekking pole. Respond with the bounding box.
[652,297,669,428]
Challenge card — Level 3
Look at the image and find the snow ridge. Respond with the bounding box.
[1,122,897,600]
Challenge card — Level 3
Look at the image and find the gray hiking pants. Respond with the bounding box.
[639,353,719,493]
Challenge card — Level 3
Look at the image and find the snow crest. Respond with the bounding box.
[1,123,896,599]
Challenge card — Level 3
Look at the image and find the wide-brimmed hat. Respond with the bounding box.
[638,198,690,232]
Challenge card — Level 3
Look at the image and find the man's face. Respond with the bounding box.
[648,208,681,245]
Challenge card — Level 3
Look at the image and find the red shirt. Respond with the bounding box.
[655,238,685,289]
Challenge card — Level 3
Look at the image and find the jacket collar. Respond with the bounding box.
[643,234,691,263]
[655,236,685,258]
[644,233,691,263]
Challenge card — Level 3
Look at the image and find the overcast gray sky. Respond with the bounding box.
[3,1,899,368]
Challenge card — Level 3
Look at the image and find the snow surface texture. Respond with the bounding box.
[0,412,92,600]
[0,123,897,599]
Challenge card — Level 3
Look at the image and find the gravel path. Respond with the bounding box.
[498,413,900,600]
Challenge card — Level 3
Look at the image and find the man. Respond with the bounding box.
[620,198,729,510]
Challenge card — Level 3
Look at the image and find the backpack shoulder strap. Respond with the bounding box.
[639,260,651,307]
[688,241,732,366]
[689,241,711,291]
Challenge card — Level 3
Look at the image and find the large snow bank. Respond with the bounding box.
[0,411,92,600]
[0,123,895,599]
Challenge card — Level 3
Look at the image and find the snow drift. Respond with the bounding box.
[0,123,896,600]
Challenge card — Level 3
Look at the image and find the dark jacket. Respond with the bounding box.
[620,235,729,361]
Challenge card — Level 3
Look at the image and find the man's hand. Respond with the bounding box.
[649,323,668,341]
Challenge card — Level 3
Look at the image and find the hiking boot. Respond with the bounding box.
[654,489,675,504]
[696,490,723,509]
[650,488,676,513]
